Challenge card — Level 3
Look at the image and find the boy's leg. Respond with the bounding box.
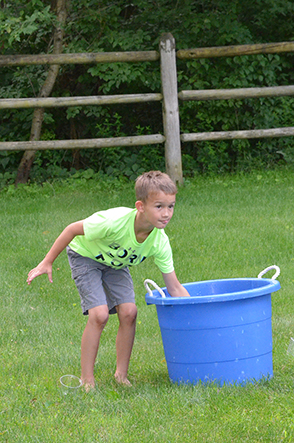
[115,302,137,385]
[81,304,109,388]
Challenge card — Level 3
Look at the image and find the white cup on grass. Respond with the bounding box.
[60,374,83,395]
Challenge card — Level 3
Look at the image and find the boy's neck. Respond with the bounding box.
[134,212,154,243]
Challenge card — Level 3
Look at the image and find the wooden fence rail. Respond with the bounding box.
[178,85,294,101]
[181,127,294,143]
[0,51,159,67]
[0,93,163,110]
[0,135,165,151]
[2,35,294,183]
[177,41,294,59]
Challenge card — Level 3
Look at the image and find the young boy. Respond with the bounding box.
[27,170,189,390]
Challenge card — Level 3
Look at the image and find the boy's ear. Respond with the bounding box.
[135,200,145,213]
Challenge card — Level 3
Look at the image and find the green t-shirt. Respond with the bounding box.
[68,207,174,273]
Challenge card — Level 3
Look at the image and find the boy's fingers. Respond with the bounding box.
[27,269,37,284]
[27,267,43,284]
[47,271,53,283]
[27,266,53,285]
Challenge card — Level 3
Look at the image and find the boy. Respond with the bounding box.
[27,170,189,390]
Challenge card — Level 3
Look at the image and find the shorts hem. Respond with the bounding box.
[83,299,136,316]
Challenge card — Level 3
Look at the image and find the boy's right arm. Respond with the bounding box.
[27,220,84,285]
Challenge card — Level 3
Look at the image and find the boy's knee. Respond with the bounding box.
[88,305,109,327]
[117,303,137,324]
[127,304,138,322]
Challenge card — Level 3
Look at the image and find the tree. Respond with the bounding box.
[15,0,68,184]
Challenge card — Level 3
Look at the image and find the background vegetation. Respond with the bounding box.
[1,0,294,184]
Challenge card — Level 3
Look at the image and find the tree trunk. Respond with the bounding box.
[15,0,67,185]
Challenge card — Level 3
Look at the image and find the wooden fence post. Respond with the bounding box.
[160,33,183,185]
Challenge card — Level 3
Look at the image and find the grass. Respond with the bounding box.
[1,169,294,442]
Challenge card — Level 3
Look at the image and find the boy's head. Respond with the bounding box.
[135,171,177,202]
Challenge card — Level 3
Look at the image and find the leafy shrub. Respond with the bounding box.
[2,0,294,181]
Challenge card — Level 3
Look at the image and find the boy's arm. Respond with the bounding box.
[27,220,84,285]
[162,271,190,297]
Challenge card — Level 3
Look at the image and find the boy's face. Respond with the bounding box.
[137,191,176,230]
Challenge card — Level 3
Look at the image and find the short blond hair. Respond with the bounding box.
[135,170,177,202]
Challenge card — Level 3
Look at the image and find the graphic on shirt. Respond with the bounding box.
[95,242,146,267]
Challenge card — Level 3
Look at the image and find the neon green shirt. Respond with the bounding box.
[68,207,174,273]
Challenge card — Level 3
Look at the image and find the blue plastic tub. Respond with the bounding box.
[145,269,281,385]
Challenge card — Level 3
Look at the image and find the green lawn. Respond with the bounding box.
[1,169,294,442]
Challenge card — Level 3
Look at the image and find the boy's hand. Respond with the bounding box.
[162,271,190,297]
[27,260,53,285]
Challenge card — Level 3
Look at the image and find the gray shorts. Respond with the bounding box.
[66,247,135,315]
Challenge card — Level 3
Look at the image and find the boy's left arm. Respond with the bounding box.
[162,271,190,297]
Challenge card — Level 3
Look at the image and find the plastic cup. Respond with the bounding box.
[287,337,294,356]
[60,375,83,395]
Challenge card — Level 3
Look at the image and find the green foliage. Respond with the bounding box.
[0,0,54,53]
[1,0,294,179]
[0,170,16,188]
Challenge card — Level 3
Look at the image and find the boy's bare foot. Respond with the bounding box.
[84,383,95,393]
[114,373,132,387]
[81,378,95,392]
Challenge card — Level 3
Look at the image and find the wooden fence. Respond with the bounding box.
[177,41,294,147]
[1,35,294,183]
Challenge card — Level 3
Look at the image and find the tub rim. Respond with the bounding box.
[145,277,281,306]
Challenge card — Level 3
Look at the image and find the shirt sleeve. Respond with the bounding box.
[83,212,112,241]
[153,235,174,274]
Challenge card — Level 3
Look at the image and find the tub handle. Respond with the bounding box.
[258,265,280,280]
[144,279,166,298]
